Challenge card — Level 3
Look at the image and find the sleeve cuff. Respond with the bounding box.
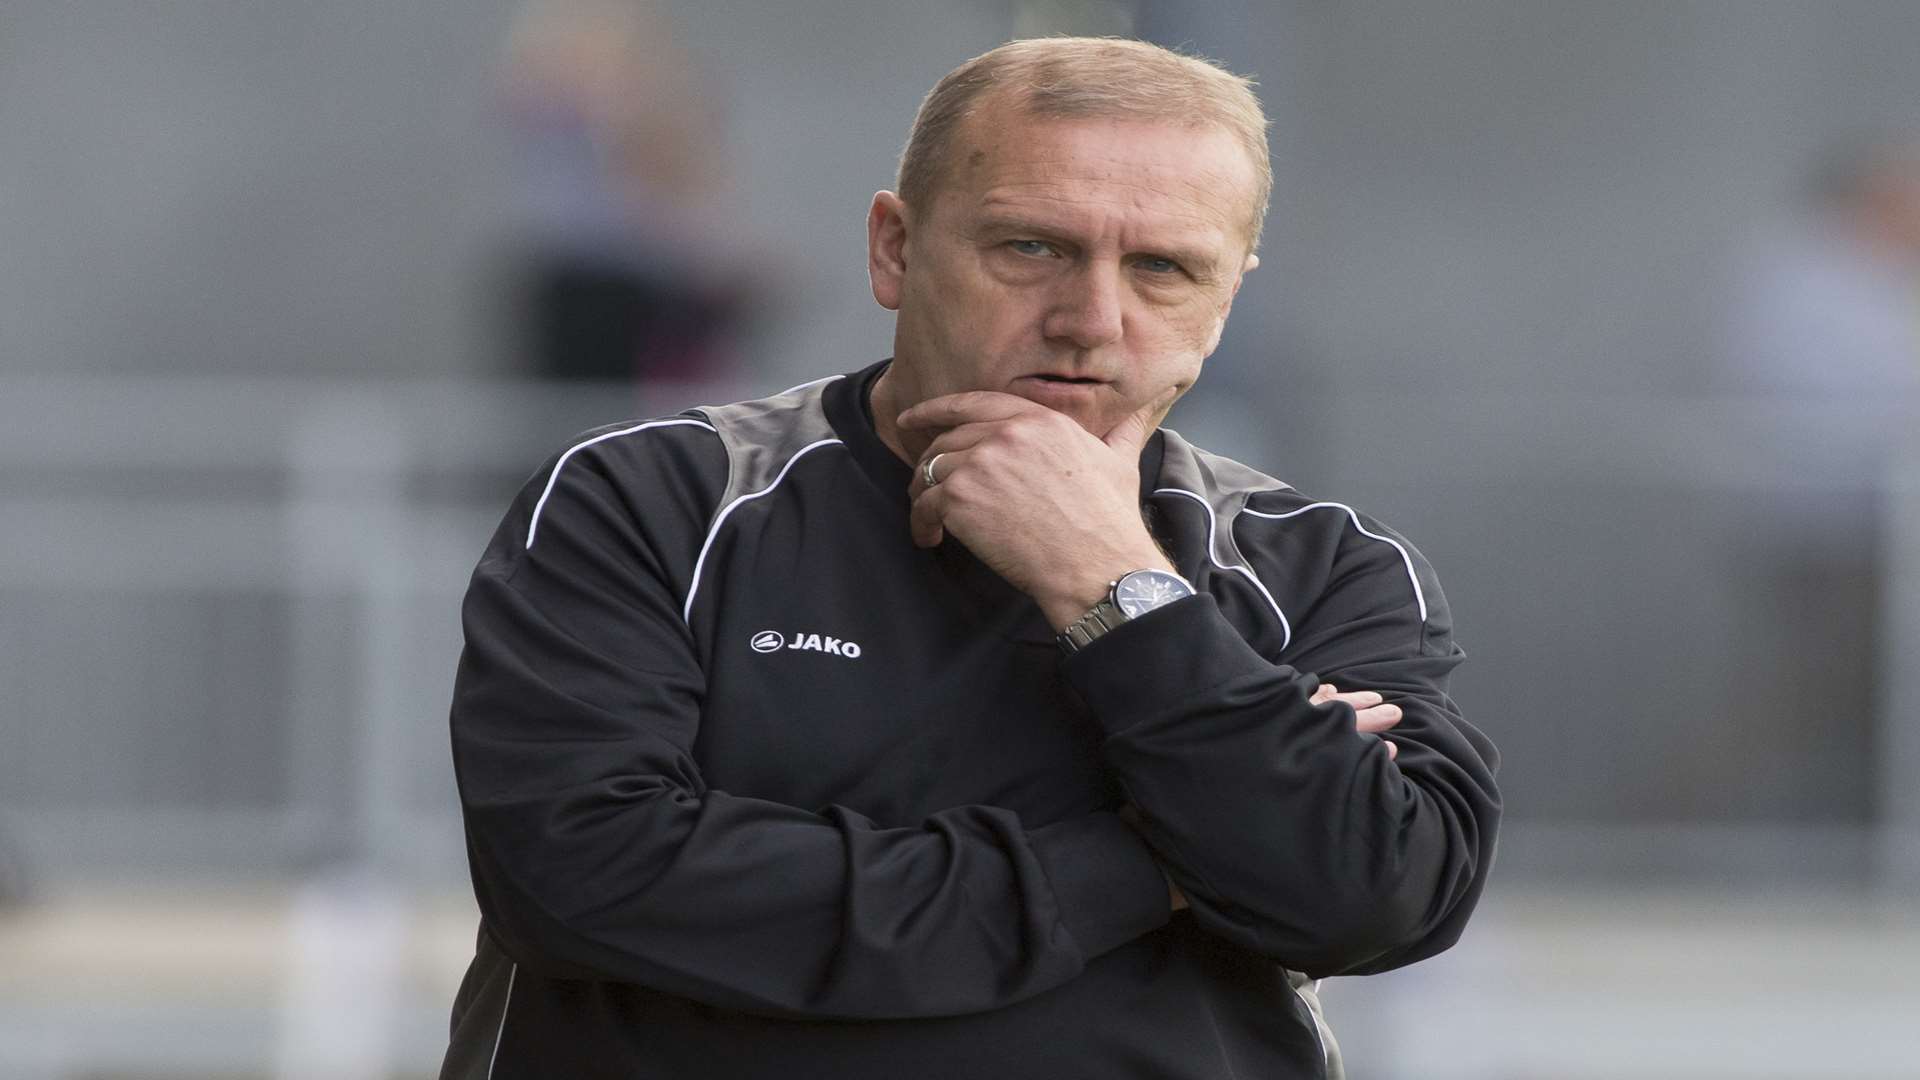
[1027,811,1172,959]
[1060,594,1287,735]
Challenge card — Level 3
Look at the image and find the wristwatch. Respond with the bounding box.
[1056,568,1196,653]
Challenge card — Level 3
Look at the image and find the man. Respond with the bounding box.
[441,37,1500,1080]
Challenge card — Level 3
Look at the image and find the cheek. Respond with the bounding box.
[914,284,1043,384]
[951,283,1045,346]
[1128,347,1204,405]
[1140,296,1229,360]
[1161,355,1207,395]
[1198,318,1228,356]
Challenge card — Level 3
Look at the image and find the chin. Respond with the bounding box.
[1031,398,1109,431]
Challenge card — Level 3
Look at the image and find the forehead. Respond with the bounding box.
[936,105,1260,251]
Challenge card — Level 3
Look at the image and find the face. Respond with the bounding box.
[868,102,1261,439]
[1880,162,1920,255]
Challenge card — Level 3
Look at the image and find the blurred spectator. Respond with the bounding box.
[500,0,754,382]
[1710,136,1920,826]
[1719,135,1919,416]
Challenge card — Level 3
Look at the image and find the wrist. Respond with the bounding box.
[1037,550,1180,632]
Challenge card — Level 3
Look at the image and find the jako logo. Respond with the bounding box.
[750,630,862,659]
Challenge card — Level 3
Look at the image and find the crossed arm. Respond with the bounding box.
[1148,682,1403,914]
[898,390,1498,975]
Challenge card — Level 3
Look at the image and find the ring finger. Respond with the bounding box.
[910,446,975,498]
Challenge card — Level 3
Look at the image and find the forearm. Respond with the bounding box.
[459,775,1171,1018]
[1063,595,1500,976]
[452,569,1172,1018]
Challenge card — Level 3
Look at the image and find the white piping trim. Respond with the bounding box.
[682,438,844,623]
[1243,502,1429,623]
[526,418,718,549]
[1153,487,1293,651]
[485,962,517,1079]
[1289,974,1332,1068]
[777,373,846,396]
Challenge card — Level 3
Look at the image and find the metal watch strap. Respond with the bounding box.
[1057,592,1123,653]
[1057,568,1195,653]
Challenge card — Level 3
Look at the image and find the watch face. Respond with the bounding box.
[1113,569,1195,619]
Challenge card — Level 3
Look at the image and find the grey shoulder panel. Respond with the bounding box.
[679,377,848,625]
[692,376,846,508]
[1152,428,1293,592]
[1155,428,1293,505]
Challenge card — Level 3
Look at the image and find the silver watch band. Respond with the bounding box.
[1056,568,1195,654]
[1057,597,1123,652]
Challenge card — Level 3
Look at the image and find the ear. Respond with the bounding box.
[1204,252,1259,353]
[867,191,910,311]
[1215,251,1258,318]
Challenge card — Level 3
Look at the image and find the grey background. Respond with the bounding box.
[3,1,1917,1076]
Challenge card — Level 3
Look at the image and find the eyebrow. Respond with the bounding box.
[971,213,1070,243]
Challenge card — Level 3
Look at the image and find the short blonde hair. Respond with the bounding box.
[897,37,1273,249]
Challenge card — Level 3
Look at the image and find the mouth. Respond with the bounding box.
[1024,373,1107,386]
[1013,373,1110,411]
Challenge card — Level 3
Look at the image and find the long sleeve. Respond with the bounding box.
[449,424,1172,1020]
[1060,512,1500,979]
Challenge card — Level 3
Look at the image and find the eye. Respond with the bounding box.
[1007,239,1057,257]
[1136,256,1183,275]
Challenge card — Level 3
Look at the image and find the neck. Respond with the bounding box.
[868,361,935,465]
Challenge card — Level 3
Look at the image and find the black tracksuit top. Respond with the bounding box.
[441,361,1501,1079]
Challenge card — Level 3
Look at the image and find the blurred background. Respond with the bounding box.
[3,0,1918,1076]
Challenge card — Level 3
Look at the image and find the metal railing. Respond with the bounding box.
[0,375,1915,888]
[1,373,1916,1078]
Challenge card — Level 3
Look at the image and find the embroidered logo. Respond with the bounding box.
[751,629,862,659]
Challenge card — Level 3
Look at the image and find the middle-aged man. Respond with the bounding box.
[441,37,1501,1080]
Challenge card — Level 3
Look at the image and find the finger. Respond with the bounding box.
[1102,384,1182,455]
[899,391,1051,432]
[1353,703,1403,734]
[1384,739,1398,761]
[1326,689,1398,732]
[1325,689,1383,713]
[919,420,999,457]
[906,428,998,498]
[908,482,949,548]
[908,446,974,500]
[1314,685,1390,711]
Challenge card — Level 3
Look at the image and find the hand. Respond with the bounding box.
[900,388,1180,629]
[1311,682,1403,760]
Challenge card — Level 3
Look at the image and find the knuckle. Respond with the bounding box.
[968,436,1006,463]
[987,418,1025,443]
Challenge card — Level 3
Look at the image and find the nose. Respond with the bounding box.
[1041,261,1124,350]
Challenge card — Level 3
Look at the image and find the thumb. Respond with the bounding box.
[1104,385,1181,455]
